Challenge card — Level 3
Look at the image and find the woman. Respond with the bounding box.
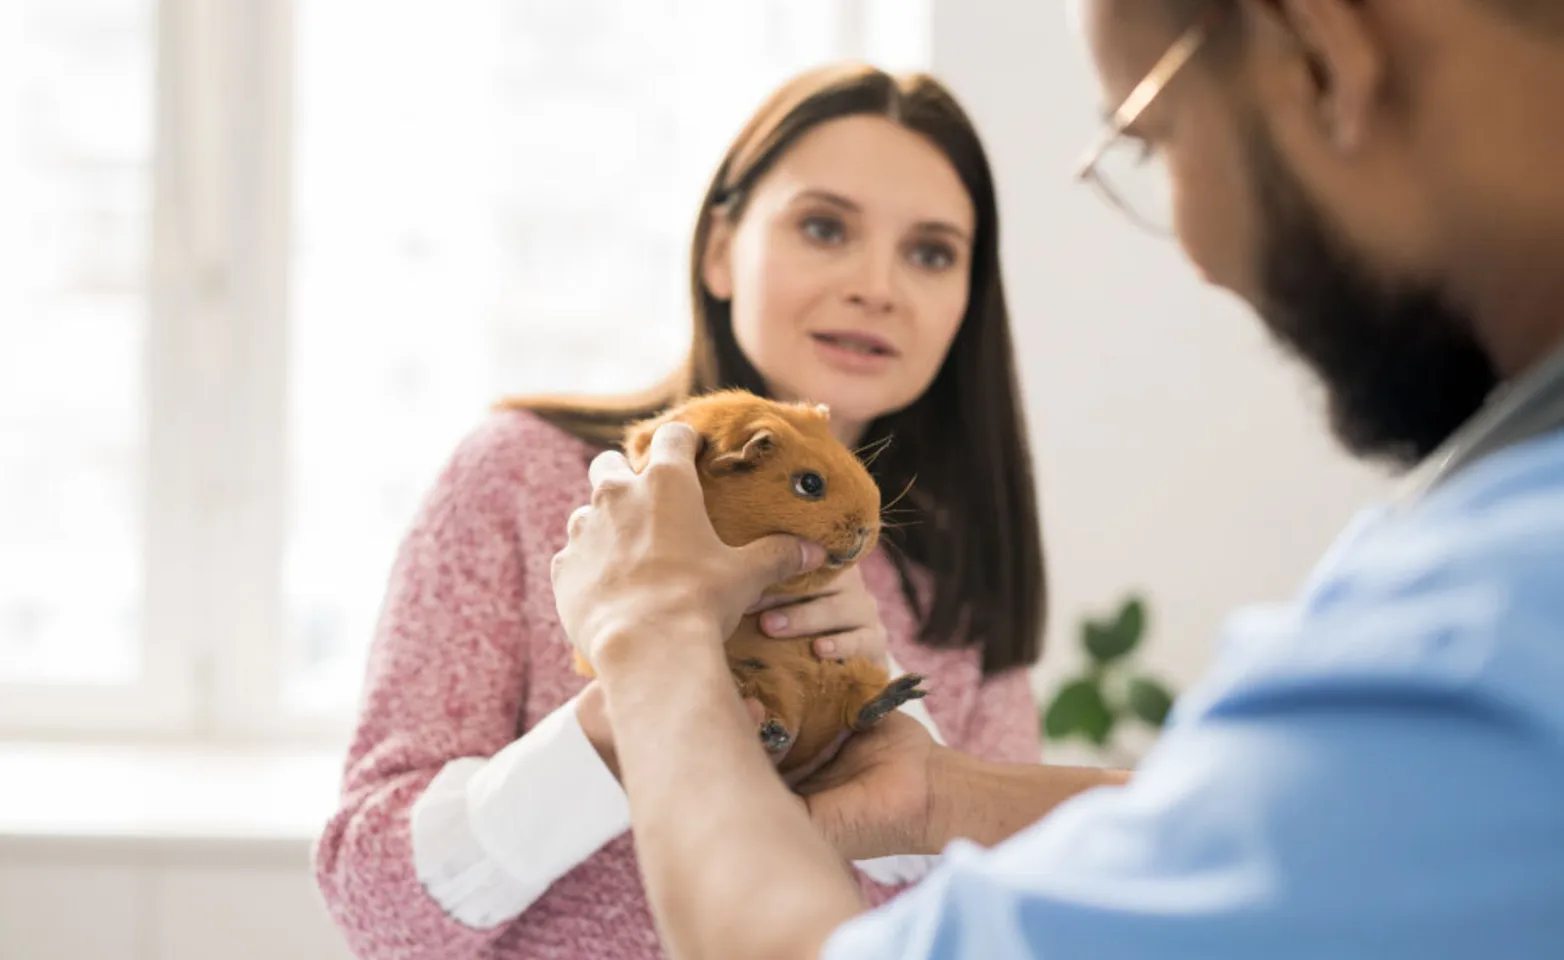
[313,61,1047,959]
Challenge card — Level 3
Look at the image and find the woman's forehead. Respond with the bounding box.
[759,116,974,229]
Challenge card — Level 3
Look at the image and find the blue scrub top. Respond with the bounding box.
[824,425,1564,959]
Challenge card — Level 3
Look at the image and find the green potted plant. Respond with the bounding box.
[1041,592,1177,767]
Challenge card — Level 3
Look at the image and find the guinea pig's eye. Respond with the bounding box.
[792,471,826,500]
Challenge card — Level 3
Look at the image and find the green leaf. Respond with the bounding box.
[1043,679,1115,745]
[1085,708,1116,746]
[1115,595,1147,644]
[1083,618,1134,664]
[1127,675,1175,728]
[1084,595,1147,665]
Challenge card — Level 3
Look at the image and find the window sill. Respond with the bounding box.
[0,741,346,865]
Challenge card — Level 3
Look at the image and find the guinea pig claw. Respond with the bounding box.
[857,672,925,734]
[853,674,927,731]
[758,719,793,754]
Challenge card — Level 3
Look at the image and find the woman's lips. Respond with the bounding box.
[809,331,898,373]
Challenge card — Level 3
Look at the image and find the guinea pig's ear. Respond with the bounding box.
[624,410,713,471]
[710,426,775,473]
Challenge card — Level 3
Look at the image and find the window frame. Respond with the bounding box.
[1,0,897,746]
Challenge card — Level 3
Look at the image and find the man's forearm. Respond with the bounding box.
[599,625,864,960]
[928,748,1131,850]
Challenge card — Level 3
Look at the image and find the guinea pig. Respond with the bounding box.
[570,388,926,775]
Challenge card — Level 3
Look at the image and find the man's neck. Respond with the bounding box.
[1391,313,1564,508]
[1458,238,1564,379]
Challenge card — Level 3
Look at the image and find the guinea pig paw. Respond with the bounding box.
[853,674,927,731]
[758,719,793,754]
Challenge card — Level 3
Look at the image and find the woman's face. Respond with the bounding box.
[703,114,976,446]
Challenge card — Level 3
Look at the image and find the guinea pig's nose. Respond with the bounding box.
[852,527,871,554]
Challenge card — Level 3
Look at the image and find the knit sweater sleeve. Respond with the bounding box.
[962,664,1044,765]
[312,413,624,958]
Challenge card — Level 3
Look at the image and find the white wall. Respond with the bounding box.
[0,745,351,960]
[0,844,351,960]
[919,2,1396,711]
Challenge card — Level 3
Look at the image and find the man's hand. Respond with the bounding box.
[793,711,941,862]
[801,716,1137,861]
[550,420,827,671]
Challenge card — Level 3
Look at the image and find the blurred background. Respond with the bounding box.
[0,1,1394,957]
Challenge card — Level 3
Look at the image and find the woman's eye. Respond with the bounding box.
[910,241,956,271]
[792,471,826,499]
[801,215,846,245]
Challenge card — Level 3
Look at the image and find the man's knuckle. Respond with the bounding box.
[642,458,686,485]
[589,449,625,473]
[589,480,625,508]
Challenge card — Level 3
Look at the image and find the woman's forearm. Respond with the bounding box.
[927,749,1132,851]
[599,625,864,960]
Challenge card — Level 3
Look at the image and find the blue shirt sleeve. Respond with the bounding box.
[821,588,1564,959]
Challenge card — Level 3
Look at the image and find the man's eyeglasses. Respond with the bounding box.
[1072,11,1218,236]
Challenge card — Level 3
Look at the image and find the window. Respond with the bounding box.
[2,0,887,741]
[0,0,180,732]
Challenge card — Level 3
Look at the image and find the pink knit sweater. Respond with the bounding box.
[312,409,1042,960]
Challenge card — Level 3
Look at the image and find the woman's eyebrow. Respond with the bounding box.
[792,188,971,243]
[793,188,859,210]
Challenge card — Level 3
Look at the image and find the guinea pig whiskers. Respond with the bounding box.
[854,433,896,468]
[853,433,894,457]
[881,474,918,515]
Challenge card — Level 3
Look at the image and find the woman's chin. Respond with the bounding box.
[794,382,908,432]
[767,367,918,429]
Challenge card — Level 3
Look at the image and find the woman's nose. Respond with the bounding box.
[844,250,897,314]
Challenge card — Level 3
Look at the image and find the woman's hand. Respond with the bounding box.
[792,711,941,862]
[748,564,888,665]
[551,421,826,672]
[747,565,890,784]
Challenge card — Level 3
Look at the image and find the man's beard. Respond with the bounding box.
[1246,124,1499,469]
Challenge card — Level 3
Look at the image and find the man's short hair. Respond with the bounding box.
[1161,0,1564,45]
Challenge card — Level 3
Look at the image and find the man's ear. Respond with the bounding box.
[710,426,775,473]
[1246,0,1385,154]
[701,211,735,302]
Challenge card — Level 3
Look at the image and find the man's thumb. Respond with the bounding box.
[739,534,826,592]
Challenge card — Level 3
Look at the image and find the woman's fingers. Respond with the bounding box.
[812,628,886,663]
[751,566,887,663]
[758,603,886,663]
[758,592,851,638]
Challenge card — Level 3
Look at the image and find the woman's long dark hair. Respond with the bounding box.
[502,62,1047,676]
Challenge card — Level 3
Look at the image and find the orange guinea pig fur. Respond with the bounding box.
[569,388,926,775]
